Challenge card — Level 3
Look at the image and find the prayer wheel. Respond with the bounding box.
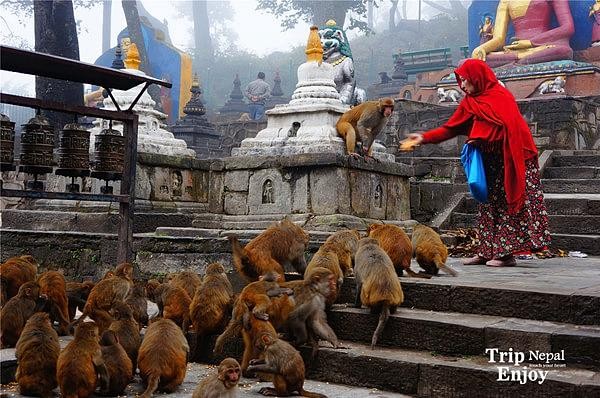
[55,122,91,178]
[19,114,55,175]
[0,114,16,172]
[91,126,125,194]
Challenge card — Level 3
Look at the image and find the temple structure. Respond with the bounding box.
[171,75,222,158]
[218,74,248,121]
[265,71,289,109]
[90,44,195,158]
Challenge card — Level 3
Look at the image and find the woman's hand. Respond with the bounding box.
[399,133,423,152]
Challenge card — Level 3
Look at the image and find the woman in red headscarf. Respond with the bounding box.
[401,59,551,267]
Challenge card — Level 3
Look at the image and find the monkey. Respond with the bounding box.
[168,270,202,299]
[411,223,458,277]
[285,267,342,353]
[0,281,44,348]
[246,333,327,398]
[145,279,192,330]
[108,300,142,370]
[15,312,60,398]
[125,280,149,329]
[229,218,309,282]
[240,308,280,377]
[336,97,394,160]
[137,318,189,398]
[57,321,110,398]
[304,229,360,305]
[0,254,38,307]
[354,238,404,349]
[102,270,115,279]
[192,358,241,398]
[189,263,234,356]
[66,280,95,321]
[214,271,294,357]
[367,223,431,279]
[70,262,133,335]
[99,330,133,396]
[37,270,71,335]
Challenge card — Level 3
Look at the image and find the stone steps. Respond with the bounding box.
[451,213,600,235]
[305,342,600,397]
[326,306,600,366]
[544,166,600,179]
[458,194,600,215]
[551,154,600,167]
[541,179,600,194]
[550,233,600,256]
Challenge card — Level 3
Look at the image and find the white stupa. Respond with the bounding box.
[90,44,195,158]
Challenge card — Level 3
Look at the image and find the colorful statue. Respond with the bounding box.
[591,0,600,47]
[471,0,575,68]
[478,14,494,44]
[318,20,366,105]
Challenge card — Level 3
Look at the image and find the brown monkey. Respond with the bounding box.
[0,254,38,306]
[246,333,327,398]
[0,281,44,348]
[189,263,233,354]
[214,272,294,355]
[137,318,189,398]
[125,280,149,329]
[229,218,309,281]
[15,312,60,398]
[354,238,404,349]
[37,270,71,335]
[168,270,202,299]
[336,97,394,160]
[146,279,192,330]
[305,229,360,305]
[70,262,133,334]
[240,309,280,376]
[66,280,95,320]
[108,300,141,369]
[411,224,458,277]
[99,330,133,396]
[57,321,110,398]
[286,267,342,352]
[102,270,115,279]
[192,358,240,398]
[367,223,430,279]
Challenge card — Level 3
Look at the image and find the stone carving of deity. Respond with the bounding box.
[479,15,494,44]
[262,179,274,204]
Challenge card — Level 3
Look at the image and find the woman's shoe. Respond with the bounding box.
[486,256,516,267]
[462,255,489,265]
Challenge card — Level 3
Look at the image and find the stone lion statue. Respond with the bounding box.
[539,76,566,95]
[437,87,462,103]
[318,20,366,105]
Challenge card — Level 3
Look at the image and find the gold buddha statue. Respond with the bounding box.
[472,0,575,67]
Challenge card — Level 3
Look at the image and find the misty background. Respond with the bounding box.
[0,0,469,113]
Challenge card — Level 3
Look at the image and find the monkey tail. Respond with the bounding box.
[300,389,328,398]
[434,254,458,277]
[140,372,160,398]
[213,316,242,354]
[371,303,390,349]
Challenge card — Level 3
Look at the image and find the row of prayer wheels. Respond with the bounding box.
[0,113,125,193]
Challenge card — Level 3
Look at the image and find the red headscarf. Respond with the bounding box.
[454,59,538,214]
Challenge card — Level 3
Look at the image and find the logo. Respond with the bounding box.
[485,348,565,385]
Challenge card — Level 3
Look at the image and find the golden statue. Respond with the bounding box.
[472,0,575,67]
[124,43,141,70]
[306,25,323,64]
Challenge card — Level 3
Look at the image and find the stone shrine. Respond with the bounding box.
[218,74,249,121]
[90,44,195,158]
[265,70,289,109]
[171,75,222,158]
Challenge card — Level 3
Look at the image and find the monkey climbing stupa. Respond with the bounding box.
[233,26,392,161]
[90,43,195,158]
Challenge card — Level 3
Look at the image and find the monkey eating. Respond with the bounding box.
[354,238,404,349]
[246,333,327,398]
[146,279,192,330]
[229,218,309,281]
[336,97,394,161]
[0,281,45,348]
[15,312,60,398]
[37,270,71,335]
[66,280,95,321]
[411,224,458,277]
[125,280,149,329]
[192,357,240,398]
[108,300,142,370]
[99,330,133,396]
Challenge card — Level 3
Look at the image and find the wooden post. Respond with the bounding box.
[117,113,138,263]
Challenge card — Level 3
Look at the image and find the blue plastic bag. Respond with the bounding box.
[460,143,488,203]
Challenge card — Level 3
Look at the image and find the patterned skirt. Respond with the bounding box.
[476,153,551,259]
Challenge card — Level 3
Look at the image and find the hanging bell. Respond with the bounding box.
[91,124,125,194]
[0,113,16,172]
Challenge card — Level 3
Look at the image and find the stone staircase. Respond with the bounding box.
[197,258,600,397]
[448,150,600,255]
